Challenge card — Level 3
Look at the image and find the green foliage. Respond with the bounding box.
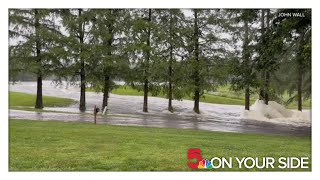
[228,9,311,110]
[150,9,188,100]
[272,9,311,105]
[59,9,95,81]
[125,9,154,84]
[87,9,131,92]
[9,9,312,111]
[180,9,233,105]
[229,10,260,93]
[9,9,64,80]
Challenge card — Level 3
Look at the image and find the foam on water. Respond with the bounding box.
[241,100,311,127]
[10,81,311,128]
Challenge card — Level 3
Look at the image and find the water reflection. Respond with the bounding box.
[9,110,310,136]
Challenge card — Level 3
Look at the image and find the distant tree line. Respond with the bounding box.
[9,9,311,112]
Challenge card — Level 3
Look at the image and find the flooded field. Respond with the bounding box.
[9,81,311,136]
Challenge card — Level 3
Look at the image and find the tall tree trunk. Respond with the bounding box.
[264,72,270,105]
[264,9,270,105]
[245,85,250,110]
[102,18,114,110]
[243,17,250,110]
[194,89,200,113]
[297,32,305,112]
[259,10,265,101]
[143,9,151,112]
[35,74,43,109]
[78,9,86,112]
[168,10,173,112]
[259,72,264,100]
[297,68,302,111]
[102,75,110,109]
[80,62,86,111]
[143,79,149,112]
[168,50,173,112]
[193,10,200,114]
[34,9,43,109]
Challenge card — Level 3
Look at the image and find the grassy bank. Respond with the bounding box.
[110,86,252,105]
[89,85,310,109]
[9,119,311,171]
[9,91,76,108]
[88,85,252,106]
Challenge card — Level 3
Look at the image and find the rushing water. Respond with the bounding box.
[9,81,311,136]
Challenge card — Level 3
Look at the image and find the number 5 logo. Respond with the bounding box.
[187,148,203,169]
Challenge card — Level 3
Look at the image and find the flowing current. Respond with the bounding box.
[9,81,311,136]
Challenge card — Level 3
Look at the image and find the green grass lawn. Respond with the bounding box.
[88,85,158,96]
[112,85,146,96]
[213,85,311,109]
[193,93,253,106]
[89,85,310,109]
[89,85,252,106]
[9,119,311,171]
[9,91,76,108]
